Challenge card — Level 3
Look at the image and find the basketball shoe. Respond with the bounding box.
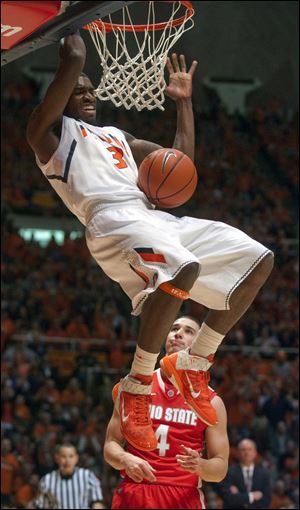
[160,349,218,426]
[112,374,157,452]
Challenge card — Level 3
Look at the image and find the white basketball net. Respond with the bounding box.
[86,1,194,111]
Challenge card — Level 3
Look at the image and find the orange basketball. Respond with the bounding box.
[138,148,198,208]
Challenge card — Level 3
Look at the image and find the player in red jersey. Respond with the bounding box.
[104,316,229,509]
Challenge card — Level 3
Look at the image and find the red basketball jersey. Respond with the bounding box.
[122,369,217,488]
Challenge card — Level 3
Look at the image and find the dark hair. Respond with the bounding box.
[55,442,77,454]
[79,72,95,86]
[176,314,201,328]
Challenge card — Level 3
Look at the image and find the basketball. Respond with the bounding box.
[138,148,198,208]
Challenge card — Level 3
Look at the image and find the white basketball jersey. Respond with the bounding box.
[35,116,152,225]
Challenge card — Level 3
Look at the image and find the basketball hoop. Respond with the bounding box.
[83,1,194,111]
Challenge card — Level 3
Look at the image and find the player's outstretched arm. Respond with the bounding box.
[104,409,157,483]
[165,53,198,162]
[176,396,229,482]
[26,32,86,164]
[123,54,197,167]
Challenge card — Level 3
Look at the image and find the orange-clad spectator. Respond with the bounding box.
[32,412,59,441]
[46,317,68,337]
[15,356,32,379]
[109,341,125,369]
[226,395,256,428]
[283,453,299,480]
[255,358,273,379]
[31,189,58,209]
[62,231,75,258]
[82,416,98,437]
[43,291,72,323]
[65,315,91,338]
[1,460,14,507]
[78,415,104,456]
[1,439,20,507]
[61,378,85,407]
[3,226,24,259]
[237,173,251,193]
[14,473,40,509]
[67,407,86,436]
[1,312,16,350]
[34,378,61,405]
[205,489,224,509]
[1,387,15,429]
[12,463,35,497]
[53,290,72,316]
[6,188,29,209]
[31,284,49,302]
[94,311,114,341]
[14,395,31,423]
[1,360,11,377]
[3,343,38,366]
[14,439,34,469]
[270,479,295,509]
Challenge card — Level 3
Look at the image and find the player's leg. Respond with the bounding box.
[192,252,274,355]
[137,262,200,354]
[86,206,201,449]
[118,262,199,451]
[160,216,274,426]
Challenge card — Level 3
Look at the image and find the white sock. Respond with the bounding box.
[190,323,224,358]
[130,346,159,377]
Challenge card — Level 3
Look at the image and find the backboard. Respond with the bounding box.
[1,1,137,66]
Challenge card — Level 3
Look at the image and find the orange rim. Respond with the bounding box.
[84,0,194,33]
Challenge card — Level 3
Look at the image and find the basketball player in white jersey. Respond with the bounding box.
[104,316,229,509]
[26,32,274,452]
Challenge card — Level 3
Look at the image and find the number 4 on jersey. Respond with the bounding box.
[155,424,170,456]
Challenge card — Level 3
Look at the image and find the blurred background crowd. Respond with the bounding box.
[1,76,299,509]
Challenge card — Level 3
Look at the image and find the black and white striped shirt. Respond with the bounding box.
[35,467,103,509]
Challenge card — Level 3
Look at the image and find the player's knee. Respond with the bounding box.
[247,251,274,288]
[172,261,200,291]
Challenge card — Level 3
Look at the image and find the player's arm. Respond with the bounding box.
[123,131,163,168]
[26,32,86,164]
[165,53,198,162]
[103,408,157,483]
[176,396,229,482]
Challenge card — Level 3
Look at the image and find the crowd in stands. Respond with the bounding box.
[1,78,299,508]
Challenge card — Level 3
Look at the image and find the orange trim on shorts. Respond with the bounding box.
[139,253,167,263]
[159,282,189,300]
[130,264,150,288]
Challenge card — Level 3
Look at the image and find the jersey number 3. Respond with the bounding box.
[107,146,127,169]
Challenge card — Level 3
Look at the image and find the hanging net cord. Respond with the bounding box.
[87,2,194,111]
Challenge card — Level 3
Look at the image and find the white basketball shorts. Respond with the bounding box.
[85,201,271,315]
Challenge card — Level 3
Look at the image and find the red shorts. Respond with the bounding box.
[111,482,206,509]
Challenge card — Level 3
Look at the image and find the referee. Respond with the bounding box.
[35,443,105,509]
